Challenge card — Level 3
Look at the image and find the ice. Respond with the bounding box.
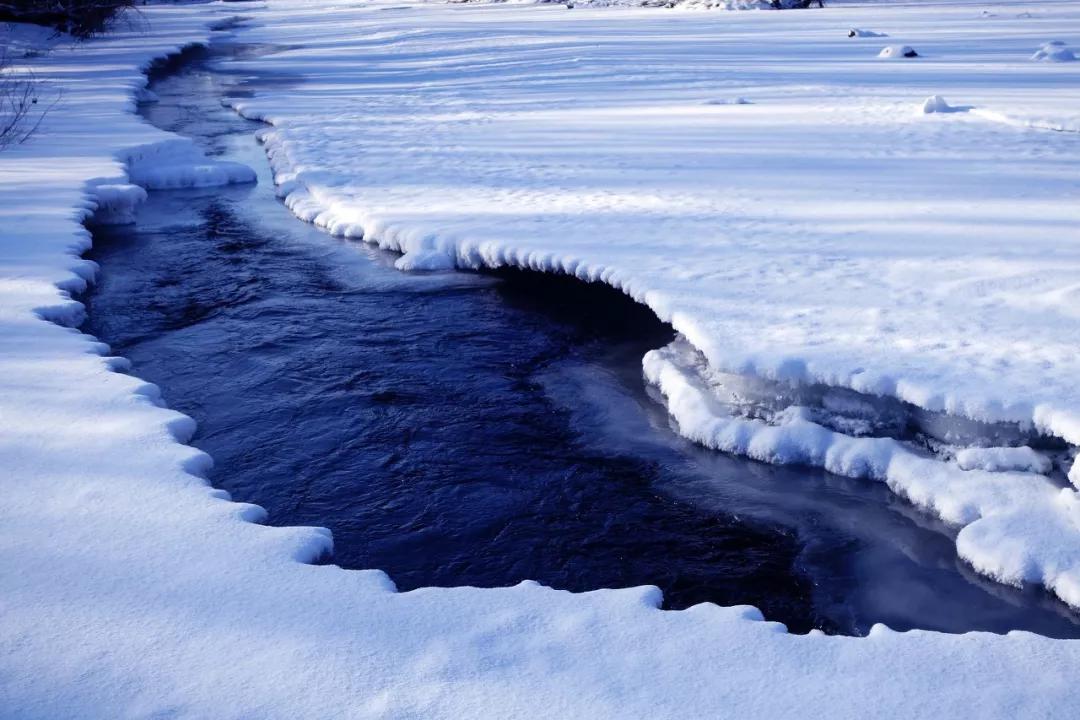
[5,1,1080,717]
[394,248,457,271]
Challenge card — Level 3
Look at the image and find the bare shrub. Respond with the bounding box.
[0,1,140,39]
[0,50,57,151]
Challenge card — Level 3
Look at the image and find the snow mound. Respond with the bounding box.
[848,28,887,38]
[1032,41,1077,62]
[879,44,919,59]
[956,446,1053,474]
[921,95,960,114]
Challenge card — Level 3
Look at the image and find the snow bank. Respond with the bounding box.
[5,1,1080,717]
[643,337,1080,606]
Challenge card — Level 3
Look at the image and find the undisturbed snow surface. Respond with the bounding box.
[3,1,1080,717]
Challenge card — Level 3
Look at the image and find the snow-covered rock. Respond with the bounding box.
[879,44,919,59]
[921,95,956,113]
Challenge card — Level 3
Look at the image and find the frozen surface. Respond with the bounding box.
[4,1,1080,717]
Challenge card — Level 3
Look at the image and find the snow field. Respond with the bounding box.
[3,1,1080,717]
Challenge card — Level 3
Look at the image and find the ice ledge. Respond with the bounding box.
[643,336,1080,609]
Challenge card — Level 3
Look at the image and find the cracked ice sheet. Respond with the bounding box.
[3,1,1080,718]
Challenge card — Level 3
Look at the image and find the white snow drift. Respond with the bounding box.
[4,1,1080,718]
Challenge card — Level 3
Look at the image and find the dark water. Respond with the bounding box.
[82,40,1080,637]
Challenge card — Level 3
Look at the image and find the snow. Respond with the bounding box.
[920,94,959,113]
[4,0,1080,717]
[956,446,1053,474]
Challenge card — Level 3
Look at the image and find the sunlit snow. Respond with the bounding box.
[2,0,1080,717]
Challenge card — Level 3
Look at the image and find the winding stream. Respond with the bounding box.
[82,39,1080,637]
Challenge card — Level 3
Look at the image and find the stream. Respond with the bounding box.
[81,39,1080,638]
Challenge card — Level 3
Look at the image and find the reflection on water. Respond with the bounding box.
[82,38,1080,637]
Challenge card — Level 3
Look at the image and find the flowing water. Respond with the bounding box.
[82,39,1080,637]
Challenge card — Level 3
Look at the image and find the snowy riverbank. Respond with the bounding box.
[226,0,1080,606]
[3,1,1080,717]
